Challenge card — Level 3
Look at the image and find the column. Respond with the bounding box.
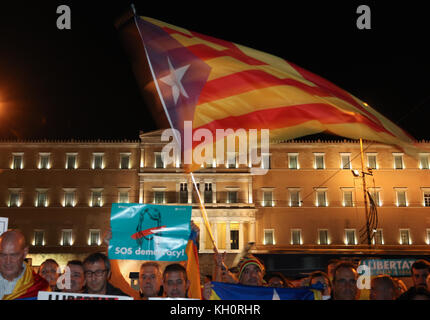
[139,181,144,204]
[140,148,145,168]
[248,177,253,204]
[249,221,256,243]
[226,221,231,250]
[188,181,192,204]
[199,218,206,251]
[239,222,244,251]
[212,182,217,204]
[213,222,218,249]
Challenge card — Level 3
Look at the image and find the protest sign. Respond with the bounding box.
[0,217,8,236]
[359,258,416,277]
[37,291,133,300]
[108,204,191,261]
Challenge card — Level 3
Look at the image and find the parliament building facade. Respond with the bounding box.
[1,130,429,277]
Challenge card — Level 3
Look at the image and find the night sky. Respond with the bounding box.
[0,1,429,141]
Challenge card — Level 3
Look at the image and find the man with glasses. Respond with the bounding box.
[83,252,128,296]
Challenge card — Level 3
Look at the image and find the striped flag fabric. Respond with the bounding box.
[117,13,420,171]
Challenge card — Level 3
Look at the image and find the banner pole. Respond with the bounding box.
[190,172,219,254]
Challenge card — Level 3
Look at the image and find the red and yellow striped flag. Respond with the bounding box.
[118,14,420,170]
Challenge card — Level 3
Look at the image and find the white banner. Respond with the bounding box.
[37,291,134,300]
[0,217,8,236]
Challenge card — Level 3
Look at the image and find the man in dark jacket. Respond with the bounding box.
[397,259,430,300]
[83,252,129,296]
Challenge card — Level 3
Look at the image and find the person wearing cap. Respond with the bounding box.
[237,255,265,286]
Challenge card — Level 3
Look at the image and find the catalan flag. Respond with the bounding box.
[209,281,321,300]
[116,12,420,171]
[184,227,202,299]
[2,262,50,300]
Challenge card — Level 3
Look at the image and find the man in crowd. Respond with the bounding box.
[38,258,60,292]
[62,260,86,293]
[83,252,129,296]
[0,230,50,300]
[370,275,396,300]
[331,261,359,300]
[139,261,163,299]
[163,263,189,298]
[397,259,430,300]
[237,255,265,286]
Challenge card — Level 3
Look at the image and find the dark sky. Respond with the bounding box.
[0,0,429,140]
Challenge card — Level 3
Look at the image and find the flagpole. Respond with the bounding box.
[190,172,219,254]
[359,138,372,247]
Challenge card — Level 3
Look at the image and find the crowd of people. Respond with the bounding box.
[1,229,429,300]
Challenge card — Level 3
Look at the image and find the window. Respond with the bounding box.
[367,154,377,170]
[93,153,104,169]
[291,229,302,245]
[154,152,164,168]
[262,154,271,169]
[204,183,213,203]
[393,154,404,169]
[319,229,329,245]
[89,229,101,246]
[399,229,410,245]
[36,190,48,207]
[424,192,430,207]
[120,153,130,169]
[288,153,298,170]
[62,229,73,246]
[343,190,353,207]
[345,229,356,245]
[39,153,50,169]
[227,153,237,169]
[373,229,383,245]
[66,153,77,169]
[9,189,21,207]
[34,230,45,246]
[396,189,407,207]
[289,189,300,207]
[420,154,429,169]
[91,190,103,207]
[12,153,23,169]
[230,223,239,250]
[264,229,274,245]
[119,190,129,203]
[263,190,273,207]
[64,189,76,207]
[314,154,325,170]
[316,190,327,207]
[341,154,351,169]
[154,191,165,204]
[179,183,188,203]
[227,191,238,204]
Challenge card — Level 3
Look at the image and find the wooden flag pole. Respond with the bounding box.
[190,172,219,254]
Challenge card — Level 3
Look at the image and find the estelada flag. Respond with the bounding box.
[209,281,321,300]
[116,12,420,172]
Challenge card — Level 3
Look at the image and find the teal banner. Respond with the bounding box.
[359,259,416,277]
[108,203,192,261]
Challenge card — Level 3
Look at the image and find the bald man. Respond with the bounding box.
[0,230,50,300]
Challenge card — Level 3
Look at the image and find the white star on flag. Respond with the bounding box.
[159,57,190,105]
[272,289,280,300]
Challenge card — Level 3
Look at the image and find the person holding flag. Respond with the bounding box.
[0,230,50,300]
